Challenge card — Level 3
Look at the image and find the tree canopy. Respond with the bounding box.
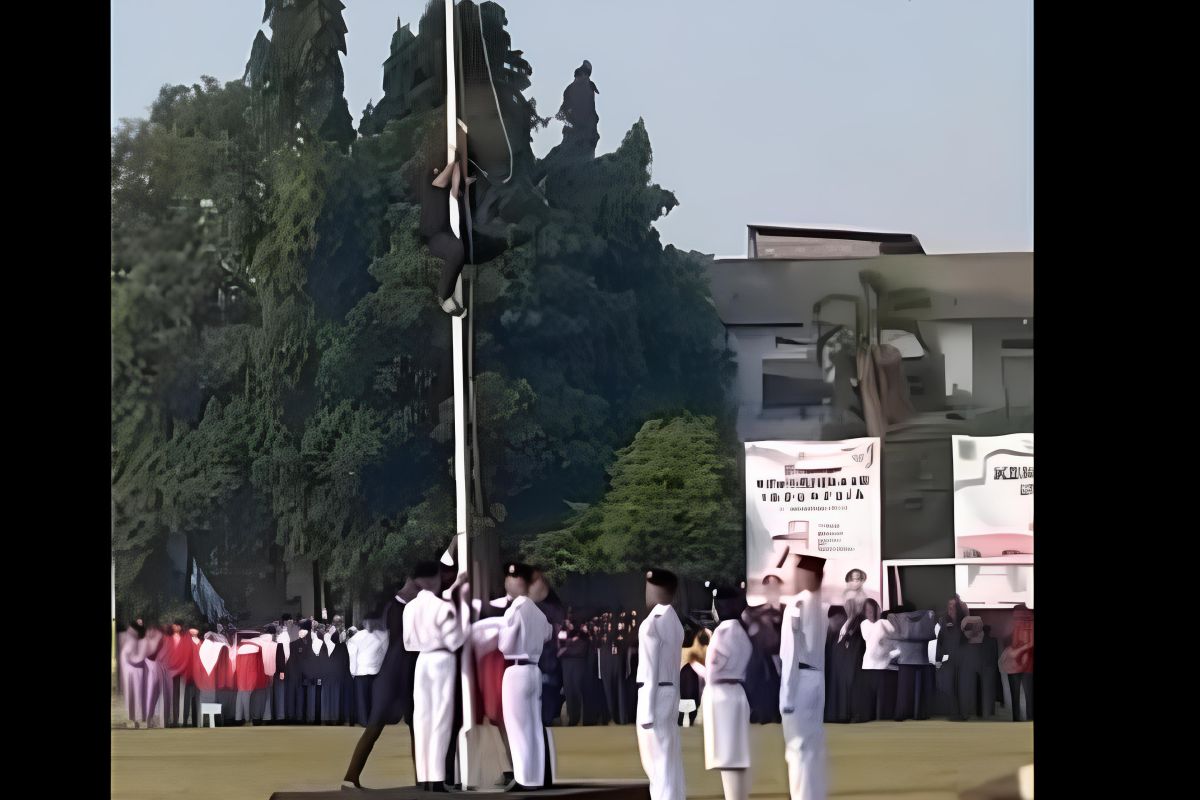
[111,0,736,622]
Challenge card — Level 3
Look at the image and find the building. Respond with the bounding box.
[710,225,1033,611]
[708,225,1033,446]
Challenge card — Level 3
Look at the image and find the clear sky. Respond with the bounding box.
[111,0,1032,257]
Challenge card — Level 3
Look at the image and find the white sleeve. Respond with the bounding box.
[779,603,797,711]
[402,604,420,652]
[440,601,466,652]
[498,605,521,655]
[637,619,659,727]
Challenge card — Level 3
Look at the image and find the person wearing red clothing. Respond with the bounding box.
[234,637,269,724]
[192,630,231,724]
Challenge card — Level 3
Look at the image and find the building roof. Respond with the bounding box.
[746,225,926,259]
[708,251,1032,326]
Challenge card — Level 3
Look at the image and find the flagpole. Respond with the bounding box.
[445,0,476,788]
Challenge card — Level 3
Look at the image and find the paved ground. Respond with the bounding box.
[111,717,1032,800]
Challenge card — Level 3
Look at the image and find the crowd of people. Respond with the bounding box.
[116,556,1033,800]
[116,590,1033,733]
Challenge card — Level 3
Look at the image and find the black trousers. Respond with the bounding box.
[935,659,962,719]
[182,683,199,727]
[290,678,308,722]
[354,675,376,727]
[561,658,587,726]
[582,654,609,725]
[1008,673,1033,721]
[853,669,897,722]
[894,664,934,720]
[542,675,563,726]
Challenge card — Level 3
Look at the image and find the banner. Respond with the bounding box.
[745,438,882,608]
[952,433,1034,607]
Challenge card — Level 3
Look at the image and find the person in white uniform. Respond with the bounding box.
[403,560,468,792]
[636,569,686,800]
[498,562,554,791]
[779,554,828,800]
[704,586,754,800]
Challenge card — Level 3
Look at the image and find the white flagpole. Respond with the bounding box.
[445,0,476,788]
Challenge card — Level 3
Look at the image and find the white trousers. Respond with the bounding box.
[636,687,685,800]
[502,664,544,787]
[781,670,827,800]
[413,651,456,784]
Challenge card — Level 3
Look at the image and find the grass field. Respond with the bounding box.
[111,716,1032,800]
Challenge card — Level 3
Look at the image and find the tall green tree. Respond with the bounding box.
[525,414,744,585]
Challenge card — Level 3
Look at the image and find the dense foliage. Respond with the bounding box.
[111,1,736,621]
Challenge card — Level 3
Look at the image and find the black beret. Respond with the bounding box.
[298,619,312,631]
[505,562,535,583]
[413,560,441,579]
[644,568,678,592]
[281,613,293,622]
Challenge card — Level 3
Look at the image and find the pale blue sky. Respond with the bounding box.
[111,1,1032,257]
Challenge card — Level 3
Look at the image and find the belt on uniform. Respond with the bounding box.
[635,682,676,687]
[797,663,815,670]
[506,658,533,666]
[714,679,744,685]
[424,648,452,654]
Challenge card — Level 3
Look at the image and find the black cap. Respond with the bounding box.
[298,619,312,631]
[505,562,535,583]
[645,568,678,593]
[413,560,441,579]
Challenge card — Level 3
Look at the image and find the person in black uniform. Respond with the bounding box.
[581,619,609,725]
[742,576,784,724]
[290,620,314,724]
[531,567,566,727]
[827,600,866,723]
[935,595,970,720]
[823,606,848,723]
[599,612,632,724]
[341,569,425,790]
[558,617,590,726]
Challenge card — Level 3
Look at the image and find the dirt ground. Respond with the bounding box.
[111,717,1032,800]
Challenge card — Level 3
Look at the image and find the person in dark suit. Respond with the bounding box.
[342,572,423,790]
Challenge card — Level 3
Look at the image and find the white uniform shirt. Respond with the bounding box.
[705,619,752,683]
[635,604,685,726]
[860,618,901,670]
[403,589,466,653]
[347,629,389,676]
[498,595,552,660]
[779,590,825,712]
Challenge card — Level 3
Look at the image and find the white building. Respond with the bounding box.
[707,225,1033,446]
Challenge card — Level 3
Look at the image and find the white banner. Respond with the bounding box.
[745,438,882,607]
[952,433,1034,607]
[951,433,1034,558]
